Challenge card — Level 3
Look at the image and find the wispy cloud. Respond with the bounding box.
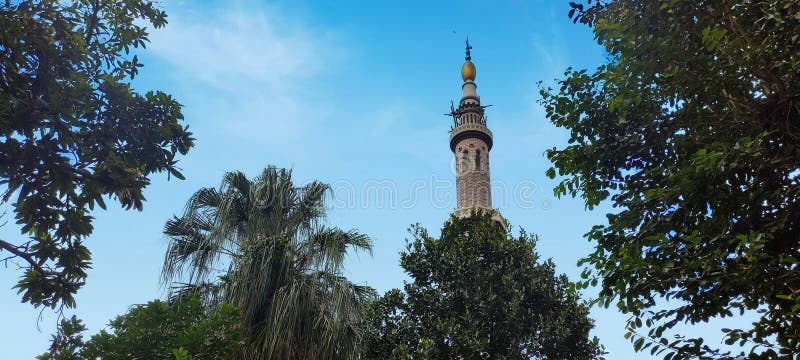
[145,1,346,144]
[149,2,340,92]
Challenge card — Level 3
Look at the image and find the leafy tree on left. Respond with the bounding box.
[0,0,194,310]
[36,294,242,360]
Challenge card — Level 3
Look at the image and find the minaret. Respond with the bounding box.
[448,40,505,227]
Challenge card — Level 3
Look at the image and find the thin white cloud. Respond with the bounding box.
[143,2,346,145]
[148,2,339,92]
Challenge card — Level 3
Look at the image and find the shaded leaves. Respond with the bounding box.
[363,213,604,360]
[0,0,194,309]
[541,0,800,358]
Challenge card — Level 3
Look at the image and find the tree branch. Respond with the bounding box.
[0,239,55,275]
[84,0,101,45]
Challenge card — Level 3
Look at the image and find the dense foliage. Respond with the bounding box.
[0,0,194,309]
[37,294,241,360]
[540,0,800,358]
[363,213,603,359]
[162,167,376,359]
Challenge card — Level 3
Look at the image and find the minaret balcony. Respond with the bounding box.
[449,123,493,152]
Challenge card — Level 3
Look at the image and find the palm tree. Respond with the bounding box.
[162,167,375,359]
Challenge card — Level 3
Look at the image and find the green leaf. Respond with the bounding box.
[168,167,186,180]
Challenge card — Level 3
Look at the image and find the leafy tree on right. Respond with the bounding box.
[540,1,800,358]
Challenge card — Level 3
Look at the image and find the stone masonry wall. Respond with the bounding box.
[454,137,491,209]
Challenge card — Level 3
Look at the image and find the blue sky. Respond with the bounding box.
[0,1,754,358]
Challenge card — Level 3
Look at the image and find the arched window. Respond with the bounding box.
[461,150,469,174]
[475,150,481,171]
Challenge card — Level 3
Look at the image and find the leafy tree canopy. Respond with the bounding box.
[0,0,194,309]
[363,213,604,359]
[540,0,800,358]
[37,293,242,360]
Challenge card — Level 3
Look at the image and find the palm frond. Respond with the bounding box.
[162,214,220,285]
[167,281,225,308]
[302,227,373,272]
[184,187,221,217]
[160,166,374,359]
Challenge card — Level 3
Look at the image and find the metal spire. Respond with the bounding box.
[465,37,472,61]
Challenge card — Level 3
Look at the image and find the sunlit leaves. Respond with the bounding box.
[36,294,242,360]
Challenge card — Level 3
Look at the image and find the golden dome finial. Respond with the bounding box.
[461,37,476,82]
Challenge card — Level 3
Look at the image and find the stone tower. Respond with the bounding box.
[448,40,505,226]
